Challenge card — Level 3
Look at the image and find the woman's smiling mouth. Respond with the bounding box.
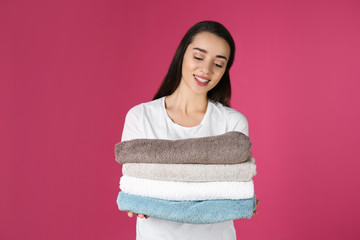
[194,74,210,86]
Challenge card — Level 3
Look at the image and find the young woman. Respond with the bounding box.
[120,20,259,240]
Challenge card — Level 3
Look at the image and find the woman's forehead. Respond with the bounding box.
[189,32,230,57]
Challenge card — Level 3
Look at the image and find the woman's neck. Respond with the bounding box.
[165,89,208,115]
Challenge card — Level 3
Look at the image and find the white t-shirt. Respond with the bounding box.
[120,96,249,240]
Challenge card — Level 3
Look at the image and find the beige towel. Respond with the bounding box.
[122,157,256,182]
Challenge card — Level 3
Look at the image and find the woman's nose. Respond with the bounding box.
[200,60,212,74]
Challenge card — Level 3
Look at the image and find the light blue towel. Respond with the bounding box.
[116,191,256,224]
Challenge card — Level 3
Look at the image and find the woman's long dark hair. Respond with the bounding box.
[152,21,236,107]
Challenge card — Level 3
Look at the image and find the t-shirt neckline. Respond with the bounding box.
[161,96,210,129]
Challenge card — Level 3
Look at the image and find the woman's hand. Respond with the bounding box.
[252,199,260,216]
[127,211,149,219]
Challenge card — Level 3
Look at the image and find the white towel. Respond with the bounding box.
[122,157,256,182]
[119,175,254,201]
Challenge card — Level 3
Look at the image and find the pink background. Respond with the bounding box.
[1,0,360,239]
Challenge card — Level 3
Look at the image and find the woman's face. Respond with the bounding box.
[180,31,231,96]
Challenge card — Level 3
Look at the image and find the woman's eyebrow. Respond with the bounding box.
[193,47,228,61]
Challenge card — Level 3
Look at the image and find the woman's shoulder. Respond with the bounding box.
[121,98,164,141]
[211,100,248,122]
[125,97,163,118]
[211,100,249,135]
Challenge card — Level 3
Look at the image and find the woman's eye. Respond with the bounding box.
[215,63,223,68]
[193,56,203,60]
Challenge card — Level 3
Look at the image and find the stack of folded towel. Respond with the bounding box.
[114,131,257,224]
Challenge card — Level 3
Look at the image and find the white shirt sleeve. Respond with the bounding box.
[228,110,249,136]
[121,105,144,142]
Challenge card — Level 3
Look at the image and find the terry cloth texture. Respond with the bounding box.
[117,191,257,224]
[122,157,257,182]
[119,175,254,201]
[114,131,252,164]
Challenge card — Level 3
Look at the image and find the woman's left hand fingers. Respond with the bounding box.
[252,199,260,216]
